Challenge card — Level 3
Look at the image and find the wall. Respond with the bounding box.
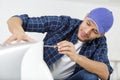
[0,0,120,79]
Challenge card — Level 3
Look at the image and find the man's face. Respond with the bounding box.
[77,17,103,42]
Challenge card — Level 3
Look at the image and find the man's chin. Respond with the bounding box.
[78,37,92,42]
[78,38,86,42]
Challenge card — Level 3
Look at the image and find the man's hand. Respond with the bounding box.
[5,34,35,44]
[4,17,35,44]
[57,40,79,62]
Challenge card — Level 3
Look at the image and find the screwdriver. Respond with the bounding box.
[44,45,58,48]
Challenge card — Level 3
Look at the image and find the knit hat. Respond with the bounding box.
[88,8,114,34]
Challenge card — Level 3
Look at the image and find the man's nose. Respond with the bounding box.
[85,27,92,34]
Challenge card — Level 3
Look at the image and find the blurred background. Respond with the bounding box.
[0,0,120,80]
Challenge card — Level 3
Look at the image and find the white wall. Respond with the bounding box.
[1,0,120,57]
[0,0,120,79]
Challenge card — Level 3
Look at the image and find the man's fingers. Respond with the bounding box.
[57,40,73,47]
[4,35,17,44]
[58,46,71,52]
[16,38,22,43]
[23,36,36,42]
[57,41,74,53]
[57,40,74,50]
[4,34,35,44]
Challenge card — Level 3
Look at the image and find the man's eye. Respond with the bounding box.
[94,30,98,34]
[87,22,90,26]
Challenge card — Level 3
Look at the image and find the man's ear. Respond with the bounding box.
[97,33,105,38]
[101,33,105,36]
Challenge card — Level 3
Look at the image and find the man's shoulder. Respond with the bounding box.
[97,36,106,43]
[59,15,82,21]
[85,36,107,46]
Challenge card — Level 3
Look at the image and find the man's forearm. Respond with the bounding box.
[75,54,109,80]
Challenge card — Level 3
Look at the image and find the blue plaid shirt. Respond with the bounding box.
[17,14,113,76]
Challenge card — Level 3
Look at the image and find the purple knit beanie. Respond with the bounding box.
[88,8,114,34]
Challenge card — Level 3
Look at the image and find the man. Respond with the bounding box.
[5,7,114,80]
